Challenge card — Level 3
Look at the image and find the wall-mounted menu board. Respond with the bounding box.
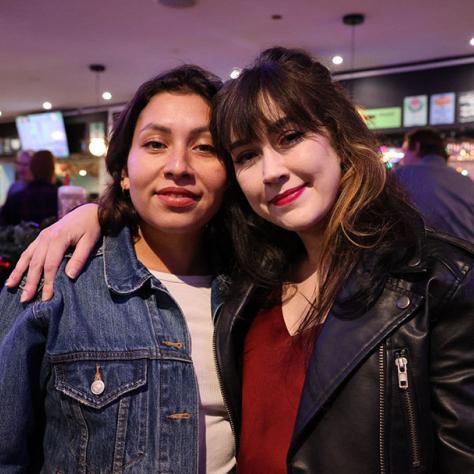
[338,61,474,130]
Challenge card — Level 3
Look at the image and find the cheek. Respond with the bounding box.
[205,164,227,203]
[328,164,342,195]
[125,154,151,187]
[235,168,261,204]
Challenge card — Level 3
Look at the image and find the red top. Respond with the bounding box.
[238,304,319,473]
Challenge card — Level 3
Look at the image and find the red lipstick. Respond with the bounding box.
[269,184,306,207]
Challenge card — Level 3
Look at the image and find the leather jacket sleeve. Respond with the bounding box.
[430,264,474,472]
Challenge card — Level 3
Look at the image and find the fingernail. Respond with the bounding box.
[41,292,51,301]
[5,278,11,287]
[66,268,78,279]
[41,284,52,301]
[20,292,29,303]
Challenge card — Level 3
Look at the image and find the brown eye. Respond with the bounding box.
[280,131,304,146]
[195,143,216,154]
[144,140,166,150]
[234,150,258,165]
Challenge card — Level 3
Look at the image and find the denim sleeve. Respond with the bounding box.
[0,286,49,472]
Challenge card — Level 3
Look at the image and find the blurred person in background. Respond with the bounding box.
[7,149,33,196]
[396,128,474,242]
[0,149,58,225]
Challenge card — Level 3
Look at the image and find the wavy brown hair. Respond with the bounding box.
[211,47,420,331]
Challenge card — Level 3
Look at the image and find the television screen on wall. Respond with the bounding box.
[15,111,69,158]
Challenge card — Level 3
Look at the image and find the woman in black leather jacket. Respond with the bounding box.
[8,47,474,473]
[210,47,474,473]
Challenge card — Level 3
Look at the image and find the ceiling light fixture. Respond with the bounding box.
[42,101,52,110]
[230,68,241,79]
[343,13,365,71]
[88,64,108,157]
[102,91,112,100]
[158,0,197,8]
[332,55,343,65]
[470,37,474,46]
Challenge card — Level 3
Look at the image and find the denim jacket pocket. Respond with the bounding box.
[52,358,148,473]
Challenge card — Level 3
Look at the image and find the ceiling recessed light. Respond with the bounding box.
[42,101,52,110]
[230,68,241,79]
[0,111,2,117]
[79,169,87,176]
[102,91,112,100]
[332,55,344,65]
[470,37,474,46]
[159,0,196,7]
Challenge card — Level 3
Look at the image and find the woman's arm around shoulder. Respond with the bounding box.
[5,203,101,302]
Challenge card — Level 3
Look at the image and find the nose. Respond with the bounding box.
[262,147,289,185]
[163,147,192,179]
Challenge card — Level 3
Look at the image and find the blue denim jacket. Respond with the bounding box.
[0,227,226,473]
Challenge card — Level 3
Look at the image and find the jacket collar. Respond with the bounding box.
[386,212,428,275]
[103,227,154,294]
[103,227,228,307]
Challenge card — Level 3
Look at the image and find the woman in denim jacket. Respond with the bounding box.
[0,66,236,473]
[7,48,474,473]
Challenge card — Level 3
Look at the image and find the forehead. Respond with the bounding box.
[136,92,211,132]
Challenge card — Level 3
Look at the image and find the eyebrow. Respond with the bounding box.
[139,123,210,137]
[229,116,293,151]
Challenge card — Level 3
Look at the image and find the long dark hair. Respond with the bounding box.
[212,47,421,330]
[99,65,231,274]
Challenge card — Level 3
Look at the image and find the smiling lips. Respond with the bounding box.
[269,184,307,207]
[156,187,200,208]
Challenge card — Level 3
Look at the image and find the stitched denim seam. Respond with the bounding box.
[48,350,159,363]
[112,397,129,473]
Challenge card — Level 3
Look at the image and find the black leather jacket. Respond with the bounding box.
[215,229,474,473]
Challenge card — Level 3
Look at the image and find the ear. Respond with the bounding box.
[121,169,130,191]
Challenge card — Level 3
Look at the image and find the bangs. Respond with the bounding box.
[214,64,320,155]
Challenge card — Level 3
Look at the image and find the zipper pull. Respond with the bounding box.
[395,355,409,390]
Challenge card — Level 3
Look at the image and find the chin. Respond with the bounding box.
[275,218,327,235]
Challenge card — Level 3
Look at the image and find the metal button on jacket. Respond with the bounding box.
[396,295,410,309]
[408,257,421,268]
[91,379,105,395]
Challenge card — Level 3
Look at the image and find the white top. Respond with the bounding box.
[150,270,236,474]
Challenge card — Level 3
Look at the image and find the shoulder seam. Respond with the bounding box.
[426,230,474,256]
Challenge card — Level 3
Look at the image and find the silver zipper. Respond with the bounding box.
[212,312,238,453]
[395,355,409,389]
[378,344,386,474]
[395,351,422,469]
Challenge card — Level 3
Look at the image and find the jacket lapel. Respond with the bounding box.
[290,281,423,455]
